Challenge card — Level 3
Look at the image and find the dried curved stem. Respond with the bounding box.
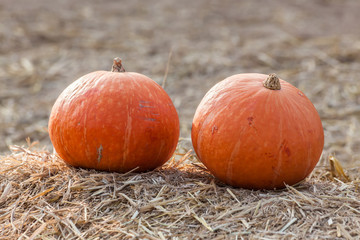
[111,57,126,72]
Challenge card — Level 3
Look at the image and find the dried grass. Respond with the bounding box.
[1,142,359,239]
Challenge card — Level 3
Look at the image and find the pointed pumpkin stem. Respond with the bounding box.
[263,73,281,90]
[111,57,126,72]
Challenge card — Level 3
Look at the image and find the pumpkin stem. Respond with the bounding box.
[263,73,281,90]
[111,57,126,72]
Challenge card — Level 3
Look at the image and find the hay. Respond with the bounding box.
[1,142,359,239]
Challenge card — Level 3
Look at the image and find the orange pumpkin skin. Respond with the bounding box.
[191,73,324,189]
[49,61,179,173]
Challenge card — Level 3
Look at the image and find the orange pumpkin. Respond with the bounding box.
[191,73,324,189]
[49,58,179,172]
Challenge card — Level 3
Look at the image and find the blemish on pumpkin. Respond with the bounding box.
[139,104,155,108]
[145,118,157,122]
[247,117,254,126]
[265,152,275,159]
[279,140,291,157]
[298,91,304,97]
[145,127,158,141]
[211,125,218,134]
[97,145,103,163]
[271,166,281,176]
[284,147,291,157]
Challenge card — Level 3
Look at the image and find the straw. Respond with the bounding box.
[1,145,359,239]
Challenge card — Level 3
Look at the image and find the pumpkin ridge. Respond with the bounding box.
[271,95,284,187]
[225,140,241,184]
[275,93,303,185]
[283,90,323,177]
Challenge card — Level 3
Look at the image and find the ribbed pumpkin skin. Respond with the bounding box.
[49,71,179,173]
[191,73,324,189]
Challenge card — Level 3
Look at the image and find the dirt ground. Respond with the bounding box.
[1,0,360,166]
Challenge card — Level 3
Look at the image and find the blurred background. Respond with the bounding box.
[1,0,360,165]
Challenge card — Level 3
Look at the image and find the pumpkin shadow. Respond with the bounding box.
[66,157,313,196]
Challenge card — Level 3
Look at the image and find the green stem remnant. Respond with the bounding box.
[111,57,126,72]
[263,73,281,90]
